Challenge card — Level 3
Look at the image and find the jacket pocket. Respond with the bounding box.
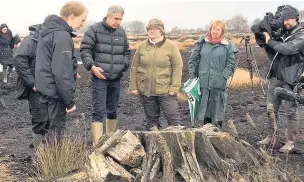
[198,71,208,88]
[137,75,146,92]
[155,77,171,94]
[279,62,304,86]
[210,72,227,90]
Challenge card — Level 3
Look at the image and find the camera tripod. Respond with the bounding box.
[240,35,266,95]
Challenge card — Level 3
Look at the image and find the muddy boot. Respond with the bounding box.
[257,135,276,145]
[215,121,223,129]
[91,122,103,146]
[32,133,45,150]
[279,121,298,153]
[258,103,277,145]
[2,69,8,84]
[106,118,117,134]
[203,117,212,125]
[145,122,161,131]
[279,140,294,153]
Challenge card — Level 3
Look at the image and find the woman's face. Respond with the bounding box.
[211,25,223,39]
[1,27,8,34]
[147,26,162,39]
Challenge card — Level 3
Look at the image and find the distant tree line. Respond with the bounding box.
[76,9,304,35]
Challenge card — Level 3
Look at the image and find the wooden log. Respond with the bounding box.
[96,130,146,168]
[95,130,127,153]
[88,152,134,182]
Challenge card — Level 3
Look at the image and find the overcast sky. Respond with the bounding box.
[1,0,303,36]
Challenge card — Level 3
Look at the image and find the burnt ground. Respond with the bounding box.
[0,45,304,181]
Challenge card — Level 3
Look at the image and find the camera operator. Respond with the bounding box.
[257,5,304,153]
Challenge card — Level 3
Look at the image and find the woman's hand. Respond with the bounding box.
[169,91,176,96]
[130,90,139,96]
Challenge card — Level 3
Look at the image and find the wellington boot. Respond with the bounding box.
[106,118,117,135]
[91,122,103,146]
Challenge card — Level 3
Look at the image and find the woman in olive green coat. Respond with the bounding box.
[129,19,183,130]
[188,20,238,128]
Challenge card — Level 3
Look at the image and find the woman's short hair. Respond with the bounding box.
[146,19,165,35]
[209,20,225,35]
[60,1,87,18]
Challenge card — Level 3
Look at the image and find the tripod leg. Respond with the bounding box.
[245,44,254,91]
[249,46,266,95]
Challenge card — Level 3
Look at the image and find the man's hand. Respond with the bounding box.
[169,91,176,96]
[130,90,139,96]
[91,65,106,80]
[66,104,76,113]
[33,86,36,92]
[263,32,271,44]
[77,73,81,79]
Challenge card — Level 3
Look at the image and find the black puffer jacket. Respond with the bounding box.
[80,17,131,80]
[0,24,14,65]
[13,24,41,99]
[35,15,77,109]
[266,23,304,86]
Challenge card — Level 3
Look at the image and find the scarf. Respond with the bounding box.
[206,32,224,44]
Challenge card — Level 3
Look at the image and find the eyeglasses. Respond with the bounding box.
[147,28,159,31]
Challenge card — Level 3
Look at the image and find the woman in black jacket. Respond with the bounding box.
[0,24,20,83]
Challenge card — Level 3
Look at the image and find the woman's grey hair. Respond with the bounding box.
[107,5,125,15]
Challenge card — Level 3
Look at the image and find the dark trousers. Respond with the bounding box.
[266,77,299,141]
[92,76,120,122]
[28,90,48,135]
[38,95,67,138]
[3,64,13,71]
[140,94,182,130]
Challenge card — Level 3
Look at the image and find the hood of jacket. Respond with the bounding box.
[40,15,76,37]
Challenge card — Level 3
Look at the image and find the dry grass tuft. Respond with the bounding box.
[33,134,87,181]
[0,160,12,181]
[227,68,266,90]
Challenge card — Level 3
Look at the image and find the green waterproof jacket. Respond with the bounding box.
[188,36,238,121]
[189,36,238,90]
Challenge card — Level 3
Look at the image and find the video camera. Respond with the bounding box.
[251,5,286,46]
[265,5,285,34]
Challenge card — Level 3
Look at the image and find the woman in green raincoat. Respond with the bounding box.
[188,20,238,128]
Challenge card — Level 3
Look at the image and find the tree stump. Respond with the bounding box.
[53,124,288,182]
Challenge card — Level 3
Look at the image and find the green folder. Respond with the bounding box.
[182,78,201,127]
